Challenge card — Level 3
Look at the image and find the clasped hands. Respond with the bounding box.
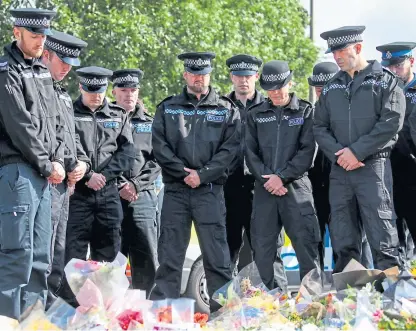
[335,148,364,171]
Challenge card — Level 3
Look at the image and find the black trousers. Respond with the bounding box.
[224,171,288,291]
[59,182,123,304]
[121,190,158,295]
[150,183,231,313]
[47,182,70,307]
[251,177,321,288]
[329,159,402,272]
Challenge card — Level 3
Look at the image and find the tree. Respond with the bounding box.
[0,0,318,112]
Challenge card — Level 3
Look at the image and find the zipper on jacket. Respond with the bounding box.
[93,112,98,171]
[348,101,352,145]
[31,67,52,156]
[346,78,354,145]
[273,108,283,172]
[192,105,197,165]
[57,88,77,161]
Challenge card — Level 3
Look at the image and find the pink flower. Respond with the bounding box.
[373,309,383,323]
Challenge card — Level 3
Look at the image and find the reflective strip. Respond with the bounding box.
[97,118,122,123]
[20,72,51,79]
[256,116,277,123]
[74,117,93,122]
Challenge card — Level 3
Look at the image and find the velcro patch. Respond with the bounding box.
[0,61,8,72]
[288,117,304,126]
[103,121,120,129]
[207,114,224,123]
[133,123,152,133]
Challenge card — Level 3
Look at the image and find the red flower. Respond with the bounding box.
[117,309,144,330]
[194,312,209,327]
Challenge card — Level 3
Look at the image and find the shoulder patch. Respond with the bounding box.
[0,61,8,72]
[157,95,174,108]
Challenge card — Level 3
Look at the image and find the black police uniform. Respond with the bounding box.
[112,69,161,295]
[65,67,134,268]
[151,52,240,312]
[378,42,416,259]
[43,30,90,305]
[224,54,288,292]
[314,26,406,272]
[245,60,321,287]
[308,62,373,269]
[0,8,62,319]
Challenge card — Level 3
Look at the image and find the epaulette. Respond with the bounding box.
[156,95,174,108]
[108,102,126,113]
[325,70,342,84]
[382,67,395,76]
[247,100,267,112]
[144,112,154,120]
[299,98,313,108]
[219,94,238,109]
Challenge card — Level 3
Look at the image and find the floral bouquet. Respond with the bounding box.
[145,299,201,330]
[212,262,269,308]
[18,300,61,331]
[107,290,150,330]
[64,252,130,311]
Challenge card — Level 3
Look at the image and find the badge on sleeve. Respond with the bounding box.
[288,117,304,126]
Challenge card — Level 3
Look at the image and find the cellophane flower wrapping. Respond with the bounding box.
[64,252,129,311]
[212,262,270,307]
[109,289,150,330]
[18,300,61,330]
[45,297,76,330]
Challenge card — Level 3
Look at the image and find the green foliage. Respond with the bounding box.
[0,0,318,113]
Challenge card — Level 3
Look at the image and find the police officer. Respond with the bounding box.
[314,26,405,272]
[225,54,287,291]
[151,52,240,312]
[41,30,90,305]
[111,69,161,295]
[245,60,321,287]
[0,8,66,318]
[65,66,134,264]
[308,62,373,269]
[380,43,416,256]
[308,62,337,268]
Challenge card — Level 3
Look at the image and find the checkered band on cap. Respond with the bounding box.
[327,34,362,47]
[113,75,139,85]
[229,62,259,71]
[45,40,81,57]
[79,76,108,86]
[262,71,290,82]
[184,58,211,67]
[311,72,336,83]
[14,17,50,28]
